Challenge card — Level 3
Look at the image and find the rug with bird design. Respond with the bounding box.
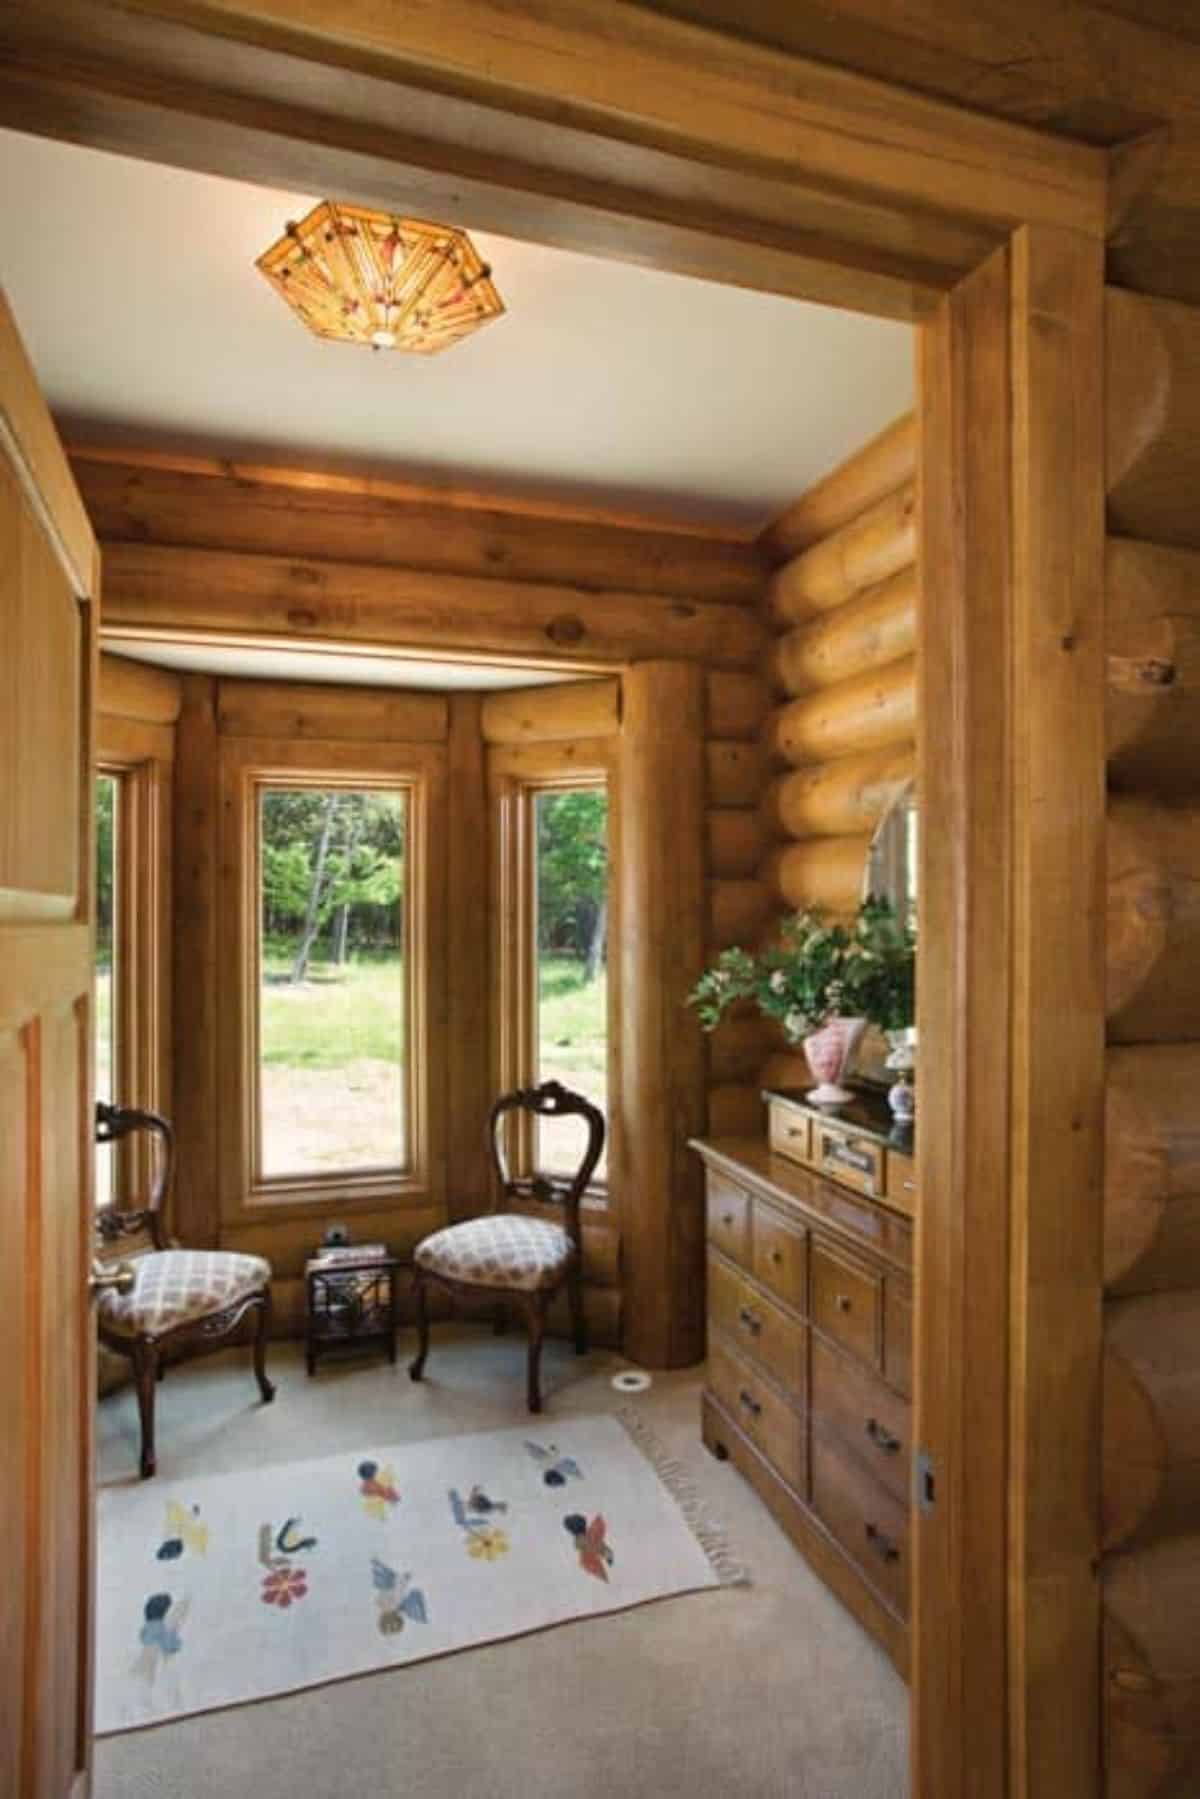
[95,1411,743,1732]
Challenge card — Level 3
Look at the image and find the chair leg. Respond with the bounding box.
[134,1342,158,1480]
[525,1294,547,1414]
[409,1272,430,1382]
[567,1264,587,1357]
[253,1291,276,1404]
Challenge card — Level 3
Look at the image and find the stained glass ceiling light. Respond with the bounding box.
[256,201,504,354]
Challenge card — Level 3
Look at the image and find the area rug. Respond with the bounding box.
[96,1412,743,1734]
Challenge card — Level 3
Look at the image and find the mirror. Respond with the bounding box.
[863,780,917,925]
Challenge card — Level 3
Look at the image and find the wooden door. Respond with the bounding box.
[0,287,99,1798]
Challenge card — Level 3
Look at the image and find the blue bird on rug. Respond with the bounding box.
[524,1441,583,1488]
[371,1559,428,1636]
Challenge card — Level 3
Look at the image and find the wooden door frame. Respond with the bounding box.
[0,7,1114,1792]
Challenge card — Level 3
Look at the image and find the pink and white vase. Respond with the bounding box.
[801,1016,866,1106]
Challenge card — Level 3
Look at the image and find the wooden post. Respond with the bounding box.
[445,693,490,1220]
[171,673,221,1246]
[618,661,707,1369]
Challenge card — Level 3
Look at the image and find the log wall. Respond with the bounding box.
[702,414,919,1109]
[1101,288,1200,1799]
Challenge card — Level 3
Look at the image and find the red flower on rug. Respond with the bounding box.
[261,1566,308,1608]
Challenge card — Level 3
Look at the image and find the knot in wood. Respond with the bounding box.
[546,614,586,646]
[285,607,319,629]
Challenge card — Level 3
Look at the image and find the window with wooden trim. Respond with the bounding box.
[492,746,616,1195]
[93,748,170,1208]
[256,782,411,1181]
[217,735,446,1217]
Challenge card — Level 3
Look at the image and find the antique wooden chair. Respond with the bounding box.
[409,1080,605,1412]
[94,1103,275,1477]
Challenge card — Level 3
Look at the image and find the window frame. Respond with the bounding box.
[488,737,618,1212]
[217,735,446,1222]
[94,726,171,1208]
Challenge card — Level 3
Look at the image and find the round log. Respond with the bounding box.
[707,1082,764,1138]
[761,1051,812,1092]
[480,676,619,743]
[760,413,916,563]
[706,738,766,808]
[765,833,871,917]
[707,808,766,878]
[763,745,915,841]
[708,878,772,949]
[767,657,916,767]
[1105,1045,1200,1294]
[1108,798,1200,1043]
[769,566,916,696]
[1107,537,1200,792]
[1103,1290,1200,1550]
[706,670,770,740]
[707,1013,779,1084]
[1107,288,1200,552]
[1104,1541,1200,1799]
[98,650,182,724]
[767,483,916,625]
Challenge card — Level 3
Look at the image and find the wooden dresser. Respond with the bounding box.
[692,1086,915,1672]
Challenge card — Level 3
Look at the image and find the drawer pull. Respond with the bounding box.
[865,1522,900,1564]
[738,1307,762,1335]
[770,1249,783,1265]
[835,1293,853,1313]
[738,1388,762,1418]
[865,1417,901,1454]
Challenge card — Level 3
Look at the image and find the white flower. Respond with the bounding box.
[769,970,786,993]
[785,1009,807,1038]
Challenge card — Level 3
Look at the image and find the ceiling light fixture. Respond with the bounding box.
[256,201,504,354]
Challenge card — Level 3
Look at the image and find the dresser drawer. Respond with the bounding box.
[811,1239,883,1371]
[767,1099,810,1168]
[708,1336,806,1495]
[706,1174,750,1265]
[751,1201,808,1312]
[884,1278,913,1400]
[708,1253,806,1396]
[811,1117,884,1200]
[811,1334,910,1507]
[885,1148,917,1218]
[811,1435,909,1619]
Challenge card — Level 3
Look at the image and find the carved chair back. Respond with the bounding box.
[94,1103,176,1254]
[488,1081,605,1253]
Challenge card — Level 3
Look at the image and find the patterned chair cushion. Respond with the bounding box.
[97,1250,272,1338]
[415,1214,572,1292]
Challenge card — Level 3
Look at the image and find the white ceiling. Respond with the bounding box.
[0,127,913,531]
[107,640,584,690]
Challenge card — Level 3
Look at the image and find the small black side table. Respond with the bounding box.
[304,1244,400,1374]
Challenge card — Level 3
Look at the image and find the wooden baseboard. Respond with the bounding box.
[702,1388,909,1677]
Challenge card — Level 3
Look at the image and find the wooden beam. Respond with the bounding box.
[1105,1044,1200,1297]
[99,542,765,672]
[1006,222,1105,1799]
[70,450,764,605]
[97,651,181,725]
[0,0,1105,325]
[1107,797,1200,1044]
[913,243,1013,1799]
[759,414,916,563]
[767,657,916,766]
[480,679,620,745]
[618,662,706,1368]
[215,678,449,743]
[769,568,916,697]
[764,746,915,841]
[445,695,490,1224]
[764,834,870,917]
[1107,537,1200,792]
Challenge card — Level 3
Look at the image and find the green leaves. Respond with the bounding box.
[687,899,915,1039]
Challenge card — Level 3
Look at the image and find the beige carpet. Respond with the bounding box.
[96,1329,908,1799]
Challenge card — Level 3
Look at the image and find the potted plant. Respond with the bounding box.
[688,898,915,1108]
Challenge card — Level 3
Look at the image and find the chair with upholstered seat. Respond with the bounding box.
[94,1103,275,1477]
[408,1080,605,1413]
